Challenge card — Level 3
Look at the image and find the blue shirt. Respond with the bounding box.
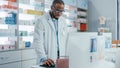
[52,18,60,59]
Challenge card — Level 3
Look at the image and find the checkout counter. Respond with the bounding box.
[32,32,116,68]
[31,60,115,68]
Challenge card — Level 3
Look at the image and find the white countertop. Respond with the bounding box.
[90,60,115,68]
[32,60,115,68]
[31,65,44,68]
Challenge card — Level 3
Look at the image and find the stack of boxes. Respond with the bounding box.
[112,40,120,48]
[5,12,16,25]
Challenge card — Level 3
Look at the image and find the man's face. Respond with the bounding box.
[51,3,64,19]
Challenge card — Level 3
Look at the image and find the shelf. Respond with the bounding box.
[77,11,87,17]
[0,11,9,18]
[19,3,35,10]
[77,8,87,12]
[19,0,44,5]
[64,5,77,11]
[77,0,88,10]
[77,18,87,23]
[19,13,35,20]
[0,24,8,29]
[77,0,88,32]
[20,36,33,42]
[0,37,11,45]
[0,1,17,6]
[19,20,35,25]
[63,0,77,7]
[0,24,16,29]
[77,16,87,18]
[0,1,17,13]
[0,33,16,37]
[19,25,34,31]
[19,11,43,20]
[45,1,52,5]
[19,2,44,11]
[0,47,34,52]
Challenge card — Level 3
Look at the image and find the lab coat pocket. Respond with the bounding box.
[61,27,66,36]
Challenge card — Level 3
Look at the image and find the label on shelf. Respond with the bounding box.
[24,9,43,15]
[0,24,8,29]
[77,18,87,23]
[78,11,87,17]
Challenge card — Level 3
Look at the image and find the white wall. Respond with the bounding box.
[88,0,117,40]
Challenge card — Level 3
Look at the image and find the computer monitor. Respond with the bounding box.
[66,32,106,68]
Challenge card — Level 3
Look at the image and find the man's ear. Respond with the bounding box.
[51,5,54,10]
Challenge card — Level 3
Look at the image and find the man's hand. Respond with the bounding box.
[43,59,55,66]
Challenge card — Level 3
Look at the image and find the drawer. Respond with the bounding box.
[0,51,21,64]
[0,62,21,68]
[22,49,37,60]
[22,59,37,68]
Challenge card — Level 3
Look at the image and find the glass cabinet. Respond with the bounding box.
[0,0,17,51]
[0,0,44,51]
[18,0,44,49]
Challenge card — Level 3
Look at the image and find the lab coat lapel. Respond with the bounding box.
[58,18,64,35]
[46,13,56,32]
[48,19,56,32]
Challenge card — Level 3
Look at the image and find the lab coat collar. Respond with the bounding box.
[45,12,64,31]
[45,12,56,31]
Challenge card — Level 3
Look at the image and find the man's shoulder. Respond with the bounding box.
[37,14,45,19]
[37,13,49,21]
[60,15,65,19]
[59,16,66,23]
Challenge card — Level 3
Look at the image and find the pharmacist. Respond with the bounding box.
[33,0,68,67]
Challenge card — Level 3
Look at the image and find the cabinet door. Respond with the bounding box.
[21,49,37,60]
[0,62,21,68]
[22,59,37,68]
[0,51,21,64]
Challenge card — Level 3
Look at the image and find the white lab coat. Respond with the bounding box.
[33,12,68,63]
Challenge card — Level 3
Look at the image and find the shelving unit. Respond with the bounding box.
[0,0,88,51]
[44,0,53,13]
[76,0,88,32]
[0,0,17,51]
[77,8,87,31]
[0,0,43,68]
[62,0,77,32]
[63,5,77,32]
[18,0,44,49]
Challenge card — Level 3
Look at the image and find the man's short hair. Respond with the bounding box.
[52,0,64,6]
